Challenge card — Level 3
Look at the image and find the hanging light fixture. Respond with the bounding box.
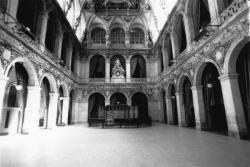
[15,79,23,91]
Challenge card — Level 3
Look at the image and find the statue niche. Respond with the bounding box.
[111,59,125,82]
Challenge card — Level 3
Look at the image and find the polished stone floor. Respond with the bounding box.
[0,124,249,167]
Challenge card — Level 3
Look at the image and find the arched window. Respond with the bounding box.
[16,0,43,39]
[110,27,125,44]
[130,55,146,78]
[173,14,187,55]
[190,0,211,40]
[91,28,106,44]
[89,55,105,78]
[163,33,173,67]
[130,28,145,44]
[45,12,59,53]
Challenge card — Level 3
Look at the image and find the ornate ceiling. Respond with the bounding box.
[57,0,178,43]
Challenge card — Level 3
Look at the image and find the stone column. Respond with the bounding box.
[166,96,173,124]
[125,30,130,48]
[105,58,110,82]
[55,31,63,59]
[170,34,177,59]
[182,15,192,52]
[80,99,88,123]
[105,100,110,106]
[5,0,19,23]
[36,11,49,46]
[0,76,9,134]
[22,86,41,133]
[191,85,206,130]
[105,30,110,48]
[126,58,131,82]
[47,93,59,129]
[61,97,70,125]
[207,0,222,25]
[219,74,248,138]
[175,91,186,127]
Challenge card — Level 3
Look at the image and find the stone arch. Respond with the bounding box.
[166,82,177,97]
[177,74,192,92]
[130,91,149,101]
[109,92,128,105]
[87,91,106,101]
[58,82,69,97]
[193,59,222,86]
[5,57,39,87]
[40,73,57,93]
[223,36,250,74]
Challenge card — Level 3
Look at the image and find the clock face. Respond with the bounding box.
[116,71,120,76]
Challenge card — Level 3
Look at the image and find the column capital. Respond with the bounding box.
[191,85,203,90]
[218,73,239,81]
[27,86,41,91]
[175,91,183,96]
[49,93,59,97]
[60,97,70,100]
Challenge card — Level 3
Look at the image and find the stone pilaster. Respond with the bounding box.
[126,58,131,82]
[175,91,186,127]
[105,59,110,82]
[61,97,70,125]
[219,74,249,138]
[191,85,206,130]
[0,76,9,134]
[47,93,59,128]
[22,86,41,133]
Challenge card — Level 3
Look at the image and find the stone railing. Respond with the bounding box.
[89,78,106,83]
[130,78,147,83]
[220,0,248,25]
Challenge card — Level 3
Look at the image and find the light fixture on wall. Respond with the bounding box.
[207,83,213,88]
[171,95,175,99]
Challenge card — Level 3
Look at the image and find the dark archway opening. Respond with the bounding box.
[45,12,58,53]
[131,55,146,78]
[170,85,178,125]
[183,77,195,127]
[16,0,43,39]
[61,33,70,67]
[110,92,127,105]
[68,90,75,125]
[236,42,250,135]
[132,93,149,124]
[39,77,50,128]
[202,63,228,132]
[162,90,168,124]
[89,55,105,78]
[57,86,64,125]
[88,93,105,120]
[174,15,187,55]
[5,63,29,133]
